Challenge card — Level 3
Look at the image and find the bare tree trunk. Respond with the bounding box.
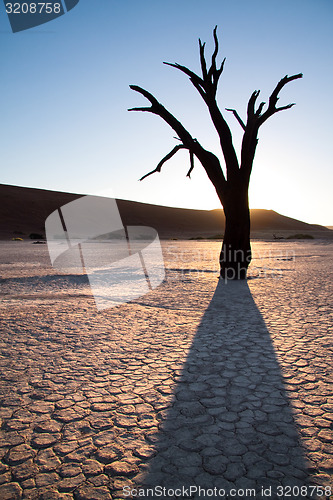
[220,187,251,279]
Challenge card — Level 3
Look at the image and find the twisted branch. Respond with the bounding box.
[257,73,303,126]
[240,73,303,183]
[129,85,194,147]
[139,145,188,181]
[129,84,227,195]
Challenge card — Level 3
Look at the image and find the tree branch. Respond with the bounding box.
[258,73,303,126]
[199,39,207,80]
[247,90,260,121]
[129,85,194,147]
[163,62,206,100]
[128,106,152,112]
[255,101,266,117]
[225,108,246,130]
[128,85,161,109]
[240,73,302,184]
[187,150,195,178]
[211,26,219,66]
[275,103,296,112]
[162,28,239,179]
[139,145,187,181]
[129,84,227,197]
[208,25,219,83]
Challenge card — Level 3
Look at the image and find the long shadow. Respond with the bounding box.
[140,280,309,499]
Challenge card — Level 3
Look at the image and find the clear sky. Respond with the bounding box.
[1,0,332,225]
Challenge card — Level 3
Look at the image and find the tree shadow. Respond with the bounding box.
[139,280,309,498]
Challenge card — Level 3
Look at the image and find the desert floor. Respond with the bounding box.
[0,240,332,500]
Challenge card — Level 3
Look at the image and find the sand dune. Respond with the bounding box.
[0,183,331,240]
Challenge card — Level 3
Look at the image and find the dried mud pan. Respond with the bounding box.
[0,240,332,499]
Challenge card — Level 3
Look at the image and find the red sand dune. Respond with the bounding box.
[0,184,331,240]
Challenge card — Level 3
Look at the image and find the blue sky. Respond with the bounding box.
[1,0,333,225]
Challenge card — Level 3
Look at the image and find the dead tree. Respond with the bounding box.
[129,27,302,279]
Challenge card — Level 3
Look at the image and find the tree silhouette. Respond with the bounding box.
[129,27,302,279]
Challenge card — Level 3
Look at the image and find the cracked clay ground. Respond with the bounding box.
[0,240,332,499]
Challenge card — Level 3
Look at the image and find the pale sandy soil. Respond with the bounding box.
[0,240,332,499]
